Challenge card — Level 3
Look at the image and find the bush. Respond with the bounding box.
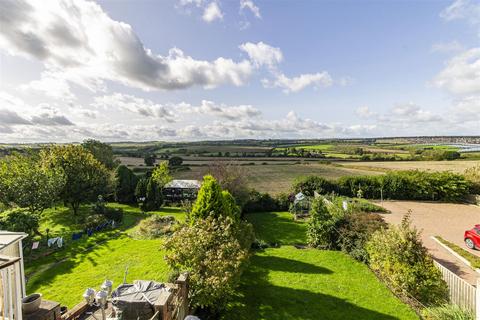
[292,176,337,196]
[422,304,474,320]
[310,170,471,202]
[307,197,345,249]
[103,207,124,223]
[164,216,254,312]
[464,165,480,194]
[0,208,39,236]
[337,212,387,262]
[190,175,240,222]
[85,214,107,229]
[133,215,177,239]
[242,190,279,213]
[366,214,448,305]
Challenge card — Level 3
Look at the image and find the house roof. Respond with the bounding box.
[0,231,27,250]
[164,179,201,189]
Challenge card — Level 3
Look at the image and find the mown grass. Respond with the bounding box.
[25,204,185,308]
[225,212,418,320]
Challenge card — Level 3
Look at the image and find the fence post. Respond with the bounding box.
[476,278,480,320]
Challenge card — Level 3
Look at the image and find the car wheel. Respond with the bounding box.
[465,238,476,249]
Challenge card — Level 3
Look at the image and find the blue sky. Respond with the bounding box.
[0,0,479,142]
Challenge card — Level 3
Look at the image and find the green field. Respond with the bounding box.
[224,212,418,320]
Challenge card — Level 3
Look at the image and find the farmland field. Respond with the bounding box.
[340,160,480,173]
[172,163,381,194]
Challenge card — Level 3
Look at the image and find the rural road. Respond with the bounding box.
[376,201,480,285]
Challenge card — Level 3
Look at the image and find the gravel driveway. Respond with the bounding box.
[375,201,480,285]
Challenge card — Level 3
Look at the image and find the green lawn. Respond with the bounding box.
[224,212,418,320]
[25,204,184,308]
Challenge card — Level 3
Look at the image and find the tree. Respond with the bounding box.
[0,152,64,216]
[144,153,156,166]
[164,216,253,312]
[204,161,250,207]
[190,175,239,222]
[41,145,111,215]
[151,161,172,187]
[114,165,138,203]
[0,208,40,236]
[168,156,183,167]
[81,139,117,169]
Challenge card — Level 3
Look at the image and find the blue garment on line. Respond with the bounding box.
[72,233,82,241]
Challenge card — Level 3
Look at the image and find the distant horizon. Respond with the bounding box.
[1,0,479,142]
[1,135,480,146]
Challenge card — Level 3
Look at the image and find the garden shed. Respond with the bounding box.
[163,180,201,202]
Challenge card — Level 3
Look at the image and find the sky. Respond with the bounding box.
[0,0,479,143]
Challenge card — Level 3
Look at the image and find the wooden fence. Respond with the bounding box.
[433,260,477,315]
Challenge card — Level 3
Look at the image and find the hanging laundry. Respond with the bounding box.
[47,237,60,247]
[72,232,82,241]
[32,242,39,250]
[57,237,63,248]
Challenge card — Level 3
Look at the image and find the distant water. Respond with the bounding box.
[447,144,480,153]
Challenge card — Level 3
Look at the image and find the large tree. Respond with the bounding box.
[204,161,250,207]
[113,165,138,203]
[41,145,111,215]
[81,139,117,169]
[0,152,64,215]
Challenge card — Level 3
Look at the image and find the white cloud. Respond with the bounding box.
[30,105,75,126]
[202,2,223,22]
[355,106,377,119]
[389,103,443,123]
[451,95,480,121]
[431,41,464,53]
[0,109,31,125]
[440,0,480,29]
[182,100,262,120]
[92,93,177,122]
[20,70,76,102]
[239,42,283,68]
[432,47,480,95]
[240,0,261,19]
[0,0,252,92]
[262,72,333,93]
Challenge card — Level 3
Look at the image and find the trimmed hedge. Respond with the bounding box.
[293,170,471,202]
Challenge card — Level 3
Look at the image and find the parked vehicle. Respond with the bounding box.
[464,225,480,249]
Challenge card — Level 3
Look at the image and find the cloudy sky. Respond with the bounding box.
[0,0,479,143]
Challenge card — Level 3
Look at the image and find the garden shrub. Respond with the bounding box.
[366,214,448,305]
[190,175,240,222]
[242,190,278,213]
[307,197,345,249]
[0,208,39,236]
[134,215,177,239]
[422,304,474,320]
[85,214,107,229]
[337,212,387,262]
[163,216,254,312]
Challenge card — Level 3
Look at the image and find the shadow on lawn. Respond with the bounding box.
[246,212,307,245]
[225,254,402,320]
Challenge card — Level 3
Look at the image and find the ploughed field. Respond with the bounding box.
[25,206,416,319]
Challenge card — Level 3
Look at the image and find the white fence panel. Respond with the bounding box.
[434,260,476,314]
